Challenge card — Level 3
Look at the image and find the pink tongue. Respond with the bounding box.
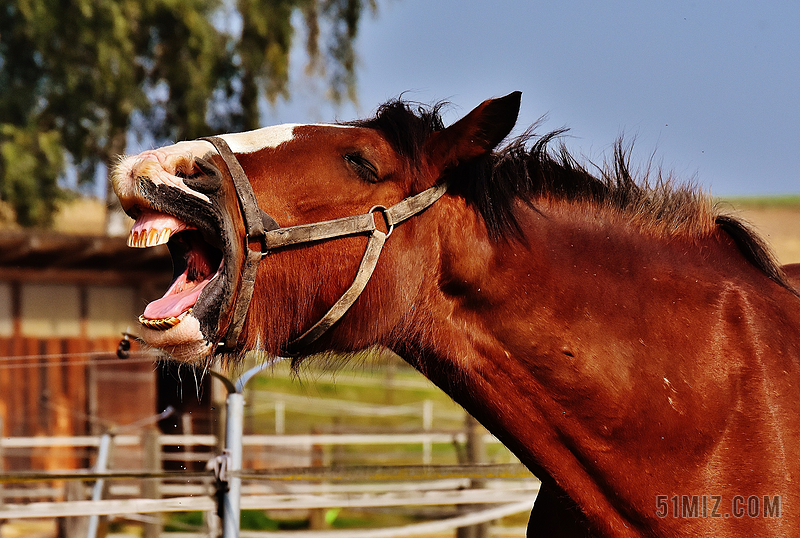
[143,274,215,320]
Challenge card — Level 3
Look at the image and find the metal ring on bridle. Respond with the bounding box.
[369,205,394,238]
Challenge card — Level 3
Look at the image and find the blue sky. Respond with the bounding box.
[262,0,800,196]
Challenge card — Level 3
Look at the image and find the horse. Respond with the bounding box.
[113,92,800,536]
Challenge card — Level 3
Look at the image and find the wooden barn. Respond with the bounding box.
[0,230,213,471]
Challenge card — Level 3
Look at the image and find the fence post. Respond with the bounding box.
[0,416,4,531]
[212,356,285,538]
[142,428,161,538]
[209,402,225,537]
[422,400,433,465]
[0,417,4,508]
[61,479,89,538]
[222,391,244,538]
[86,432,113,538]
[308,427,327,530]
[456,414,489,538]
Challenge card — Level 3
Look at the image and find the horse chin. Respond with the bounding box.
[139,313,214,364]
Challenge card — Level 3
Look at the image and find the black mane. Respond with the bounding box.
[349,99,794,294]
[347,99,445,164]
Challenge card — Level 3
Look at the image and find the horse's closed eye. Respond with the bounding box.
[344,152,379,183]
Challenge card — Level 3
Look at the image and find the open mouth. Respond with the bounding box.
[129,211,223,331]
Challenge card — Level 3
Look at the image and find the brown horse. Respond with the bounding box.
[113,92,800,537]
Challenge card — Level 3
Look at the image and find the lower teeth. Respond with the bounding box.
[139,309,192,331]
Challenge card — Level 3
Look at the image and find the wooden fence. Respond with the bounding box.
[0,358,537,536]
[0,432,538,538]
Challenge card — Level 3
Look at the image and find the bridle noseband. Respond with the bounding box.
[202,136,447,356]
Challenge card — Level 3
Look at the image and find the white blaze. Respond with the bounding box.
[218,123,355,154]
[219,124,300,154]
[113,123,355,208]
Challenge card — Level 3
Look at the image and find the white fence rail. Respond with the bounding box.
[0,378,535,536]
[0,432,504,451]
[0,486,539,519]
[0,433,537,514]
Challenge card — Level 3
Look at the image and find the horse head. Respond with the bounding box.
[113,92,521,363]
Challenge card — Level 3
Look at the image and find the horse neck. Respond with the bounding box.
[403,197,743,394]
[393,198,796,531]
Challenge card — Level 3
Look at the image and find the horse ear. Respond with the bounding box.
[425,91,521,175]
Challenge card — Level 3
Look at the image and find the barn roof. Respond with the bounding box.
[0,231,171,285]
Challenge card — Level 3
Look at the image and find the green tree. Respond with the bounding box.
[0,0,374,228]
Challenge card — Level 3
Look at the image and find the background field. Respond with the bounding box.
[719,196,800,264]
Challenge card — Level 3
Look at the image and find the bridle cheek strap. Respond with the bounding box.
[202,135,447,356]
[281,184,447,354]
[288,227,387,353]
[202,136,270,352]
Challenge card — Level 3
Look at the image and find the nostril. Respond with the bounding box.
[194,157,219,177]
[175,161,202,180]
[182,158,222,194]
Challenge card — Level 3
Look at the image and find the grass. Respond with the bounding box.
[716,195,800,209]
[243,354,469,434]
[239,354,509,466]
[163,510,311,531]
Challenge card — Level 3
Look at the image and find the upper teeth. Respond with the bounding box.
[129,228,173,248]
[128,211,190,248]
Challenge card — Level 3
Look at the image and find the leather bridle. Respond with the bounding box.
[202,136,447,356]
